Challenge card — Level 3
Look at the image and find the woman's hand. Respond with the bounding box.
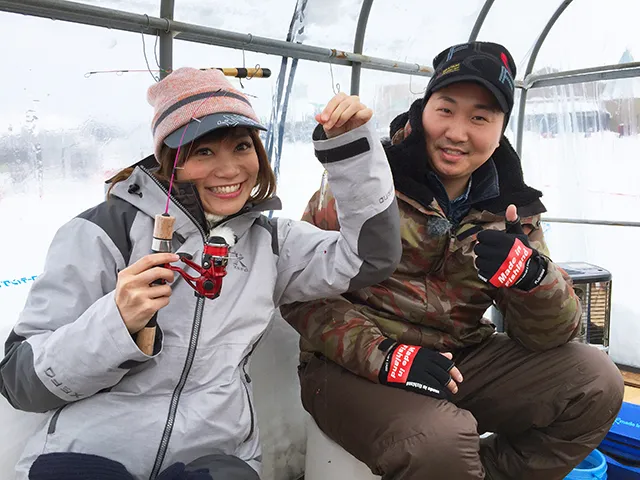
[316,92,373,138]
[115,253,179,334]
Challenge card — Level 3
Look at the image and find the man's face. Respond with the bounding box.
[422,82,505,186]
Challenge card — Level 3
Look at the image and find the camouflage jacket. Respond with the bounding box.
[280,100,582,382]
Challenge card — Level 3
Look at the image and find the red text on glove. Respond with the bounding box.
[387,344,418,384]
[489,238,532,288]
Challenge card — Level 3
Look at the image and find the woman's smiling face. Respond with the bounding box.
[177,127,260,216]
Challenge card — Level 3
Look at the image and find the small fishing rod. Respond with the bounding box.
[86,67,271,79]
[134,89,235,355]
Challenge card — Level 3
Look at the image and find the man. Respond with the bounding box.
[280,41,624,480]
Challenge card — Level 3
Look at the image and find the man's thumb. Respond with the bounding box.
[505,204,524,235]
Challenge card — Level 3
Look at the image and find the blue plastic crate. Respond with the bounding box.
[598,402,640,478]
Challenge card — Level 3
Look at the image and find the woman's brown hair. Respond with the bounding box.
[107,128,276,205]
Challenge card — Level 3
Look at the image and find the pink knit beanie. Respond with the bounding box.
[147,67,266,161]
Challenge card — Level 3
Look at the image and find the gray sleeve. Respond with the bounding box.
[0,215,163,413]
[274,120,402,306]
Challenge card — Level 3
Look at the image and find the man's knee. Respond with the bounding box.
[566,343,624,422]
[375,405,482,478]
[185,454,260,480]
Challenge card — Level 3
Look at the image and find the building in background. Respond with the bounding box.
[601,49,640,136]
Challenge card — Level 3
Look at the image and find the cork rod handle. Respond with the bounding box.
[136,213,175,355]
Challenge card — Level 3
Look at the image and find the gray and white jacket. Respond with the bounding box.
[0,120,401,479]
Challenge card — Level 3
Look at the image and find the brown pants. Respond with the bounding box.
[299,334,624,480]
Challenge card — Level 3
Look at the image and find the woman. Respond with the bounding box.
[0,67,401,479]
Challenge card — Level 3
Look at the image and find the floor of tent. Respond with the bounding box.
[624,385,640,404]
[621,366,640,404]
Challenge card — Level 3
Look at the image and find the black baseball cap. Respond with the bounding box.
[424,42,517,115]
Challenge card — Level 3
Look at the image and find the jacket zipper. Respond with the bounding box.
[241,374,255,443]
[149,295,206,479]
[140,167,210,479]
[240,335,265,443]
[139,166,208,242]
[47,404,67,435]
[139,168,264,470]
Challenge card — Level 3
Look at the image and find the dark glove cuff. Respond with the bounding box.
[514,254,548,291]
[378,338,396,353]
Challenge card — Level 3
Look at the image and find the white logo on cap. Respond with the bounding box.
[216,114,259,128]
[499,66,514,91]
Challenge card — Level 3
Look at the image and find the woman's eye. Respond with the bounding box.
[194,147,213,157]
[438,108,452,114]
[236,141,253,151]
[472,116,488,122]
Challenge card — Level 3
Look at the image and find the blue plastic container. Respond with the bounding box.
[601,450,640,479]
[564,449,608,479]
[598,401,640,479]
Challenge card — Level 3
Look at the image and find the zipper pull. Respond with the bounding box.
[243,356,251,383]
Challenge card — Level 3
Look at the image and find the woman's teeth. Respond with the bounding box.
[209,184,241,194]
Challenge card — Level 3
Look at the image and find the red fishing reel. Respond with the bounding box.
[166,236,230,299]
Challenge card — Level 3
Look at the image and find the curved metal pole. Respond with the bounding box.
[468,0,495,41]
[350,0,374,95]
[542,218,640,228]
[158,0,175,80]
[267,0,309,182]
[0,0,433,77]
[526,61,640,88]
[515,0,574,156]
